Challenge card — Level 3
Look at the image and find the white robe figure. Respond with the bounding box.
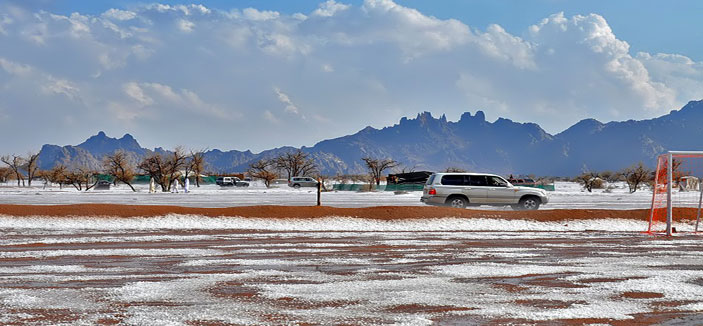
[171,179,179,193]
[184,178,190,193]
[149,177,156,193]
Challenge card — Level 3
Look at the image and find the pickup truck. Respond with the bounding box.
[216,176,249,187]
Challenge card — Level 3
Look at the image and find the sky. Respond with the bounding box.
[0,0,702,154]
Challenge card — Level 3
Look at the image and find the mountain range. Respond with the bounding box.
[36,100,703,176]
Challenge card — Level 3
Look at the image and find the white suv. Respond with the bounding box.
[421,173,548,210]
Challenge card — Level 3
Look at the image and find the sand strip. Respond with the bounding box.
[0,204,664,221]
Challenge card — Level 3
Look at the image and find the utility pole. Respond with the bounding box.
[317,178,322,206]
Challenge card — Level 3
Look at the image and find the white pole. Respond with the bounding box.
[667,153,673,236]
[696,178,703,232]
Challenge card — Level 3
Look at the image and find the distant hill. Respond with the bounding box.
[36,100,703,176]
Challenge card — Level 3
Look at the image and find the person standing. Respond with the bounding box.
[184,177,190,193]
[149,177,156,193]
[171,179,179,193]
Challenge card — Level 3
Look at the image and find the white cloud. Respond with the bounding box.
[243,8,279,21]
[0,13,12,35]
[125,82,235,120]
[263,110,281,124]
[637,52,703,106]
[313,1,351,17]
[177,19,195,33]
[0,0,701,154]
[274,87,300,115]
[102,9,137,21]
[0,57,33,76]
[41,77,80,100]
[123,82,153,106]
[0,57,81,101]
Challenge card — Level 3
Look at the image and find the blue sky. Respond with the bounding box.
[0,0,702,153]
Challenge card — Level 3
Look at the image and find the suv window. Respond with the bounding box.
[441,175,465,186]
[487,176,508,187]
[467,175,487,186]
[426,174,436,185]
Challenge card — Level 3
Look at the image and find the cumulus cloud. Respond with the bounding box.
[313,0,351,17]
[0,0,700,154]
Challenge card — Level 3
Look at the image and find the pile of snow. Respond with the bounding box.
[0,214,659,232]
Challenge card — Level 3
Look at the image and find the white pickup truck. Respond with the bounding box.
[216,177,249,187]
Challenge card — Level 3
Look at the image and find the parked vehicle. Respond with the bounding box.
[288,177,318,189]
[421,172,548,210]
[508,176,536,187]
[94,180,111,190]
[216,176,249,187]
[387,171,433,184]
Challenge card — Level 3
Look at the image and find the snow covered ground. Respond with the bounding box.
[0,217,702,325]
[2,181,700,324]
[0,181,654,209]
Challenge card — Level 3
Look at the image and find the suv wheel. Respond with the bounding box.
[518,196,541,210]
[293,184,301,189]
[446,196,468,209]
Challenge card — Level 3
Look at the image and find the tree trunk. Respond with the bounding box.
[86,180,98,191]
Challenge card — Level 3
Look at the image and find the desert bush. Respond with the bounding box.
[576,172,602,192]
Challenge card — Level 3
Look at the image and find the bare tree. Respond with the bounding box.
[621,162,652,193]
[138,148,188,192]
[0,167,11,183]
[189,150,206,187]
[576,171,602,193]
[248,159,278,188]
[104,151,137,192]
[362,156,398,186]
[64,166,97,191]
[1,155,25,186]
[275,150,317,180]
[23,152,40,187]
[48,164,68,189]
[599,170,622,183]
[139,154,167,191]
